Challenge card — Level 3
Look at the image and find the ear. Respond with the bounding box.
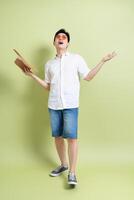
[66,43,69,48]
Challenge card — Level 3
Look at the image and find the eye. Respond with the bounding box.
[62,35,67,40]
[56,35,61,39]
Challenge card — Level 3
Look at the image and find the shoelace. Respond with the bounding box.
[54,166,63,172]
[54,165,67,172]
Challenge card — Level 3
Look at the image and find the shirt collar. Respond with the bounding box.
[55,51,69,59]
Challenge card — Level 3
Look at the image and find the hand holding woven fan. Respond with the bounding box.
[13,49,33,74]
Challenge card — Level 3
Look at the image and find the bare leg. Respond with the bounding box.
[54,137,68,166]
[67,139,78,174]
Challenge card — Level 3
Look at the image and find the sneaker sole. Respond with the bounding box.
[68,181,77,185]
[49,169,68,177]
[49,172,62,177]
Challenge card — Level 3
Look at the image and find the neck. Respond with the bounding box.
[56,48,67,58]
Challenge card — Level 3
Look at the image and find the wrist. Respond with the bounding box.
[100,59,105,64]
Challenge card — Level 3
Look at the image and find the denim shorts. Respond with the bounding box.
[48,108,79,139]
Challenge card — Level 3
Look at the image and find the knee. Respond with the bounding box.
[67,138,77,144]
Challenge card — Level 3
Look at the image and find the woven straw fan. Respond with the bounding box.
[13,49,33,73]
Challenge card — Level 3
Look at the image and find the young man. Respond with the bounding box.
[22,29,116,186]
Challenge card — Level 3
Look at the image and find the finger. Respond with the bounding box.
[112,51,117,57]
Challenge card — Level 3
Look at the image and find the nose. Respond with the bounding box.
[59,37,63,40]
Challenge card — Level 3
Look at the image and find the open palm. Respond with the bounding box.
[102,51,117,62]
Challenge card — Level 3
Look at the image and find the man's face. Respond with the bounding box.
[53,33,69,50]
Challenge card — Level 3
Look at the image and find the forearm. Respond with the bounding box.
[84,60,105,81]
[30,73,50,91]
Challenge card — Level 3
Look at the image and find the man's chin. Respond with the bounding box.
[56,46,67,50]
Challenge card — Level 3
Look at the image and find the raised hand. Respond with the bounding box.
[13,49,33,75]
[101,51,117,63]
[14,57,32,72]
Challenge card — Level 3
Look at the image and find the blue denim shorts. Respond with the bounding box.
[48,108,79,139]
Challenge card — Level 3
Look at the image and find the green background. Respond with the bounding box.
[0,0,134,199]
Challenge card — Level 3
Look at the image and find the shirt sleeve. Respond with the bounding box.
[44,62,51,84]
[77,54,91,79]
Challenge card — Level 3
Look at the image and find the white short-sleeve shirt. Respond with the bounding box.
[44,52,90,110]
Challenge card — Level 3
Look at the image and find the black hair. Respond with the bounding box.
[54,29,70,43]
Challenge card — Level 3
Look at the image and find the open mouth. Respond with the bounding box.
[58,41,64,44]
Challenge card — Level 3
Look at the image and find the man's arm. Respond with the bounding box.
[24,71,50,91]
[84,51,117,81]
